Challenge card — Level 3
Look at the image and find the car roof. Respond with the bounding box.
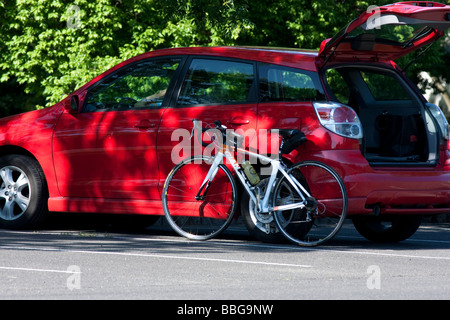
[121,46,318,71]
[74,46,319,96]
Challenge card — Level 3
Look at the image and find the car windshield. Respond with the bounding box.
[347,23,434,47]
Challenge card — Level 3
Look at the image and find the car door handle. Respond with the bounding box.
[227,118,250,126]
[135,119,155,129]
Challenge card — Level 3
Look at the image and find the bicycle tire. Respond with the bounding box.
[272,160,347,246]
[162,155,238,240]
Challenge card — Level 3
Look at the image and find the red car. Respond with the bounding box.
[0,1,449,243]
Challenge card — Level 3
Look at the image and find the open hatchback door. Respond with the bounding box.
[319,1,450,63]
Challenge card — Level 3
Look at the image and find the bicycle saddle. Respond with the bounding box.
[276,129,300,139]
[273,129,307,154]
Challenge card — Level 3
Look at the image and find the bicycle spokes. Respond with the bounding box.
[163,156,238,240]
[273,161,347,246]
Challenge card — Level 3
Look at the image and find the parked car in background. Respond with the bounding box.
[0,1,449,243]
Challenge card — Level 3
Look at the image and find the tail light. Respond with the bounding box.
[426,103,448,141]
[444,134,450,168]
[313,101,363,139]
[445,139,450,169]
[425,103,449,168]
[447,131,450,150]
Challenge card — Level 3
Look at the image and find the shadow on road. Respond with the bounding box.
[0,212,449,254]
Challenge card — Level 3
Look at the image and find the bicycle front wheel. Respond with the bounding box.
[162,156,238,240]
[272,161,347,246]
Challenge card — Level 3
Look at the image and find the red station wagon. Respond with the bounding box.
[0,1,449,243]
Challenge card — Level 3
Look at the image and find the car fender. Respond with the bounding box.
[0,105,63,198]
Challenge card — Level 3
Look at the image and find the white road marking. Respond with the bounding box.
[0,245,312,268]
[0,266,80,274]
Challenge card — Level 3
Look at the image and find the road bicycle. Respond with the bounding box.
[162,119,347,246]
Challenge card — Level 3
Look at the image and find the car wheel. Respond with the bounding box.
[240,178,286,243]
[0,154,49,229]
[352,214,422,243]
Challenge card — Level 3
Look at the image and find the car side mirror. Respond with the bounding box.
[64,95,80,113]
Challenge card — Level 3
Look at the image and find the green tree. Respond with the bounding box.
[0,0,449,115]
[0,0,253,112]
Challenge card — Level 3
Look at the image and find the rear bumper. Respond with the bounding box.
[347,195,450,216]
[346,171,450,215]
[302,150,450,216]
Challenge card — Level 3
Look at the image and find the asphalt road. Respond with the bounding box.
[0,214,449,301]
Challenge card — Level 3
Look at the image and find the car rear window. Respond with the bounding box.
[259,64,325,102]
[325,67,412,104]
[360,70,411,101]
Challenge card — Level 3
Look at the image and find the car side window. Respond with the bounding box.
[325,68,350,104]
[259,64,325,102]
[360,70,411,101]
[84,58,181,112]
[177,58,256,106]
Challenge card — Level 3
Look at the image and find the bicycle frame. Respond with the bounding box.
[166,120,347,245]
[196,143,312,214]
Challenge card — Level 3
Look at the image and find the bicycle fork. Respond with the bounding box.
[195,153,223,201]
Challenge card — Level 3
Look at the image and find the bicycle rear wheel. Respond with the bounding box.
[272,161,347,246]
[162,156,238,240]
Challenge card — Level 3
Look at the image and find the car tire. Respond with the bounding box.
[0,154,49,229]
[240,167,312,244]
[240,176,286,243]
[241,190,286,243]
[352,214,422,243]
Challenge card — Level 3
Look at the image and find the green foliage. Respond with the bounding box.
[0,0,253,110]
[0,0,449,114]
